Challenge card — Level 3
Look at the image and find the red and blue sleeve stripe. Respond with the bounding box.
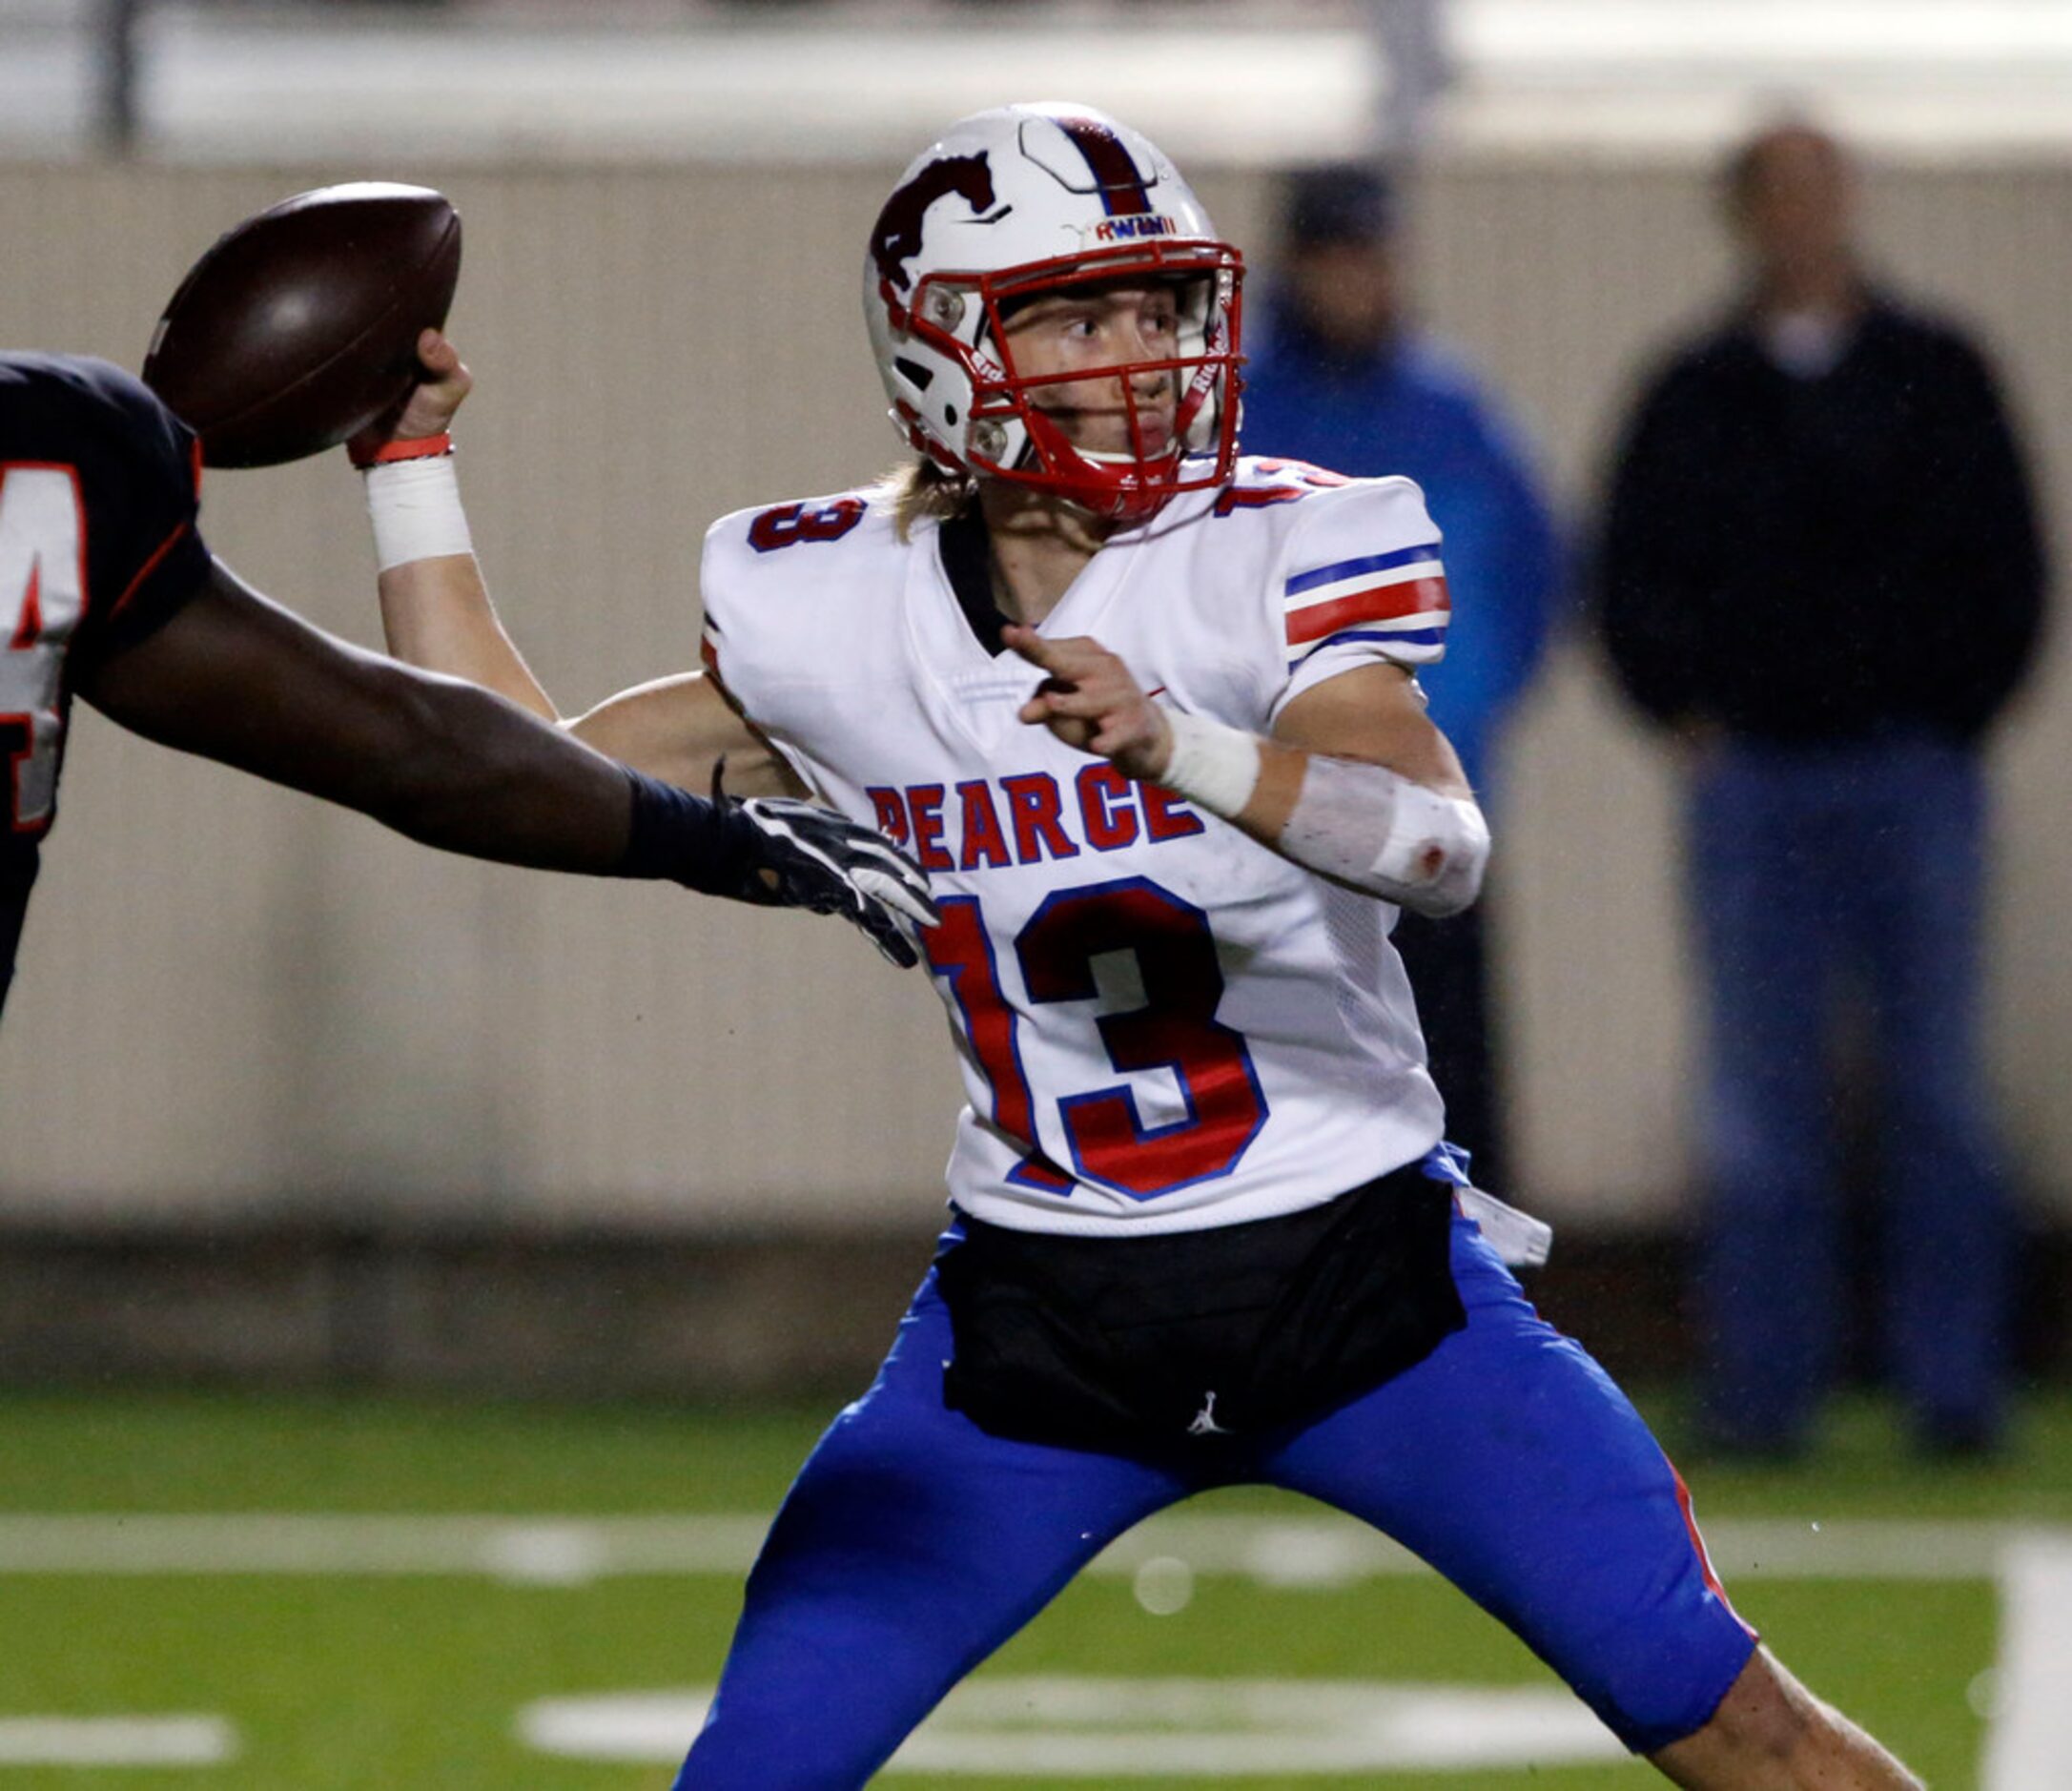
[1282,541,1449,669]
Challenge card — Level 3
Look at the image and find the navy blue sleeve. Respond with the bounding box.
[0,354,213,671]
[62,358,214,666]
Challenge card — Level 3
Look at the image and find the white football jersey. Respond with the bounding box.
[700,457,1455,1237]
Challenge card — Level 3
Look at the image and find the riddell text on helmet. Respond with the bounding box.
[1087,215,1182,243]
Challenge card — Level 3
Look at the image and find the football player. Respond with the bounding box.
[0,352,934,1022]
[358,105,1919,1790]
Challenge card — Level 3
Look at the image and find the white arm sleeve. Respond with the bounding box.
[1157,708,1488,918]
[1282,751,1488,917]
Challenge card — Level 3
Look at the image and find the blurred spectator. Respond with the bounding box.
[1243,162,1561,1192]
[1593,120,2048,1459]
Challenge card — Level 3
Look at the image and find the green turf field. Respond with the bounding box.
[1,1390,2066,1788]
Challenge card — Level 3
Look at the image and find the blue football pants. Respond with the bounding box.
[676,1213,1755,1788]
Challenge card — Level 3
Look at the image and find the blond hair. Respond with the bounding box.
[883,458,978,541]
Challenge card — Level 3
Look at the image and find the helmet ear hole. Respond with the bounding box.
[945,404,958,426]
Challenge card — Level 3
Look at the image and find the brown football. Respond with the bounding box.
[143,183,462,468]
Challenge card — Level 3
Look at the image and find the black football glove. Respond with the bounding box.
[712,769,938,968]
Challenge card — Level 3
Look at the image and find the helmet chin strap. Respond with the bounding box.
[1017,407,1183,524]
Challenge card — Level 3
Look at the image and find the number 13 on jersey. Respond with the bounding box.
[923,876,1268,1202]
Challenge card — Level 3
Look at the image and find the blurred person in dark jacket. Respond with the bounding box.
[1594,120,2047,1459]
[1244,163,1562,1192]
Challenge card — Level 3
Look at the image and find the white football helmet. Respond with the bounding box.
[864,101,1245,525]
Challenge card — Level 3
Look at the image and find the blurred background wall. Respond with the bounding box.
[1,0,2067,1386]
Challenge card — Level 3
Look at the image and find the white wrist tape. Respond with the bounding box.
[1282,754,1490,917]
[1158,708,1262,817]
[362,454,474,573]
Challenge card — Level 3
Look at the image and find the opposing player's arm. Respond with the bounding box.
[82,557,654,873]
[76,558,934,960]
[1009,631,1487,917]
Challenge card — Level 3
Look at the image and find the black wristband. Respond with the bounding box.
[619,769,758,894]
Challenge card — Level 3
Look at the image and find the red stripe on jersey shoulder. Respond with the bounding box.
[1285,574,1449,647]
[108,520,193,621]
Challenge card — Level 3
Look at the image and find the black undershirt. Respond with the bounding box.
[938,504,1011,657]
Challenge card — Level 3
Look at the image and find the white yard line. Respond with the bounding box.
[0,1717,236,1767]
[0,1512,2025,1584]
[0,1514,770,1583]
[1981,1531,2072,1791]
[519,1679,1631,1774]
[0,1512,2059,1781]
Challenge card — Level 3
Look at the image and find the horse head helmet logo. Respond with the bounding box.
[870,153,998,296]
